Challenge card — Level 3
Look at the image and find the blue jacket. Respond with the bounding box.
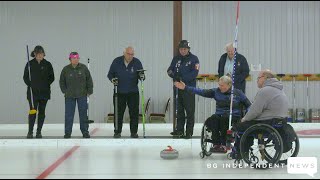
[185,86,251,117]
[107,56,143,93]
[167,52,199,87]
[218,53,249,93]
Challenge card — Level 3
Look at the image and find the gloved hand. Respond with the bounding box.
[138,73,145,81]
[111,78,118,85]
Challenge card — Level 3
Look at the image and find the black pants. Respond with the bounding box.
[174,88,195,136]
[205,114,240,145]
[28,98,48,134]
[114,92,139,134]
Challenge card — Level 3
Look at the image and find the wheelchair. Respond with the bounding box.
[200,118,300,168]
[199,117,237,158]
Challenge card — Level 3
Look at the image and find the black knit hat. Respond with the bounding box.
[178,40,190,49]
[31,45,45,57]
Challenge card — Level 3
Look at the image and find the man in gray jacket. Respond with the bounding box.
[241,69,288,122]
[59,52,93,139]
[232,69,289,156]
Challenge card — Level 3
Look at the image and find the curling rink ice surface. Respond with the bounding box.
[0,123,319,179]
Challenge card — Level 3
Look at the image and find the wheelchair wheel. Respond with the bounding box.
[200,124,213,157]
[265,132,299,165]
[240,124,283,168]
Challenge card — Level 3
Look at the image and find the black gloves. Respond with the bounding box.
[111,78,118,85]
[138,72,145,81]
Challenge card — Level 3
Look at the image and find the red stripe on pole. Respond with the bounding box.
[236,1,240,25]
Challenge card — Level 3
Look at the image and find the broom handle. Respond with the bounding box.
[27,45,35,110]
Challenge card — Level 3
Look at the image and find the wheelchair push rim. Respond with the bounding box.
[239,124,283,169]
[265,132,300,165]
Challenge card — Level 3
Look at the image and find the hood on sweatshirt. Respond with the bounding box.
[263,78,283,90]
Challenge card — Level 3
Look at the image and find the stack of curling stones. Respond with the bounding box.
[160,146,179,159]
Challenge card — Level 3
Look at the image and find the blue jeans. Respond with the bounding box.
[65,96,89,135]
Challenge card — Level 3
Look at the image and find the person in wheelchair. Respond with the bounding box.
[232,69,289,158]
[174,75,251,153]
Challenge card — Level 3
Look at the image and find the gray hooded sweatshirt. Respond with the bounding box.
[242,78,289,121]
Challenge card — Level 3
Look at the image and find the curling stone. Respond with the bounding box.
[160,146,179,159]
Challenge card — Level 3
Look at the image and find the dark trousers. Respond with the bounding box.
[65,96,89,135]
[114,92,139,134]
[174,88,195,136]
[28,98,48,134]
[205,114,240,145]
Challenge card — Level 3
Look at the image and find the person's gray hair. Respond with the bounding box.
[219,75,232,86]
[261,69,276,79]
[123,46,134,53]
[225,42,234,51]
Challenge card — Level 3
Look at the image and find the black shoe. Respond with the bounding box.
[64,134,71,139]
[170,131,184,136]
[113,133,121,138]
[130,133,139,138]
[36,132,42,139]
[27,133,33,139]
[83,133,90,138]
